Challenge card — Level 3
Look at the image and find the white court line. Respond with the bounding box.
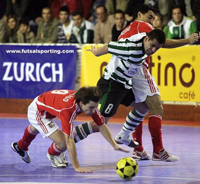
[0,175,200,181]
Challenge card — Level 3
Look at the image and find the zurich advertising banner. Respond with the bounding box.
[0,45,77,99]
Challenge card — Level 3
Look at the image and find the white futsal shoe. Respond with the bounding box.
[11,142,31,163]
[115,134,139,148]
[60,152,68,166]
[47,152,67,168]
[132,150,151,160]
[152,149,179,162]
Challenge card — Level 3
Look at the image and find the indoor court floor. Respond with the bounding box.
[0,117,200,184]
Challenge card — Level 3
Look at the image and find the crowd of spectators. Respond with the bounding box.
[0,0,199,44]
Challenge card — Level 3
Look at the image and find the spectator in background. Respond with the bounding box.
[70,11,94,44]
[93,5,114,43]
[17,18,35,43]
[6,15,19,43]
[112,9,129,41]
[3,0,29,23]
[153,12,165,30]
[57,6,74,43]
[163,5,197,39]
[34,7,59,43]
[88,0,106,24]
[106,0,130,15]
[50,0,94,20]
[0,20,6,43]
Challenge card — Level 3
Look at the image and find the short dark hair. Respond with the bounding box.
[75,87,102,104]
[114,9,125,17]
[19,18,29,26]
[72,10,83,17]
[137,4,156,14]
[60,5,70,14]
[96,4,107,13]
[172,5,183,14]
[147,29,166,44]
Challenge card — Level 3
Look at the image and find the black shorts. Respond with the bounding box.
[97,77,135,117]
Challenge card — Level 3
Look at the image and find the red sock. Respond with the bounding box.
[48,142,63,156]
[18,125,37,151]
[132,122,144,152]
[148,115,164,153]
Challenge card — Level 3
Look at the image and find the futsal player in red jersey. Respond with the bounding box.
[11,87,128,173]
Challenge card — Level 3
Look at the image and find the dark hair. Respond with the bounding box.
[96,4,107,13]
[19,18,29,26]
[114,9,125,17]
[7,14,18,23]
[137,4,156,14]
[75,87,102,104]
[172,5,183,14]
[147,29,166,44]
[59,5,70,14]
[72,10,83,17]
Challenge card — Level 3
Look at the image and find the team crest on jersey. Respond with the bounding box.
[48,121,56,128]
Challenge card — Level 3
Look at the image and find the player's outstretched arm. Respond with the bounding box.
[99,123,129,153]
[87,45,108,56]
[163,32,200,48]
[65,135,92,173]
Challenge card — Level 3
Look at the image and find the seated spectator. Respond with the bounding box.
[6,15,19,43]
[153,12,165,30]
[94,5,114,43]
[3,0,29,23]
[70,11,94,43]
[17,18,35,43]
[163,5,197,39]
[112,9,129,41]
[34,7,59,43]
[0,19,6,43]
[57,5,73,43]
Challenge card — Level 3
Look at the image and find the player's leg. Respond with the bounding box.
[47,129,68,168]
[11,124,38,163]
[145,94,179,162]
[11,98,40,163]
[115,91,148,148]
[132,66,178,162]
[73,78,130,143]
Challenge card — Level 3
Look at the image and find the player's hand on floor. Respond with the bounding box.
[114,146,130,153]
[75,167,92,173]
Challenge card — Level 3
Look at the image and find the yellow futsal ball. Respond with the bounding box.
[116,157,139,180]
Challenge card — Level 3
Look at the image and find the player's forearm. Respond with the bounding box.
[99,124,118,149]
[163,38,190,48]
[65,136,80,170]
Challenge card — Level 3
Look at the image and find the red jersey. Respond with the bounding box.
[36,89,104,136]
[118,21,154,68]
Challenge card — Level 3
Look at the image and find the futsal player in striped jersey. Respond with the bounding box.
[11,87,128,172]
[73,29,165,150]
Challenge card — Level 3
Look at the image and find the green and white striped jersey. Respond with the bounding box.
[103,32,148,89]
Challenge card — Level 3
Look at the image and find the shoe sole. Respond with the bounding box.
[11,143,31,163]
